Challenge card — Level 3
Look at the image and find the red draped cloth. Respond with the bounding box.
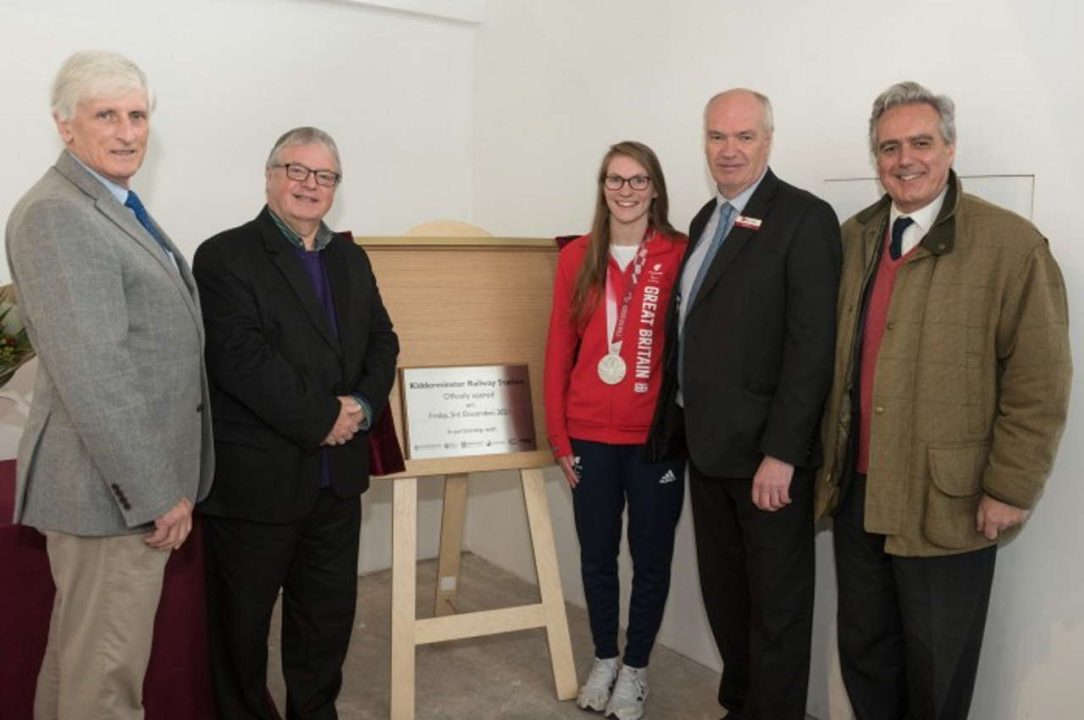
[0,459,217,719]
[334,232,405,478]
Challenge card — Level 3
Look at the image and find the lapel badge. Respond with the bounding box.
[734,215,762,230]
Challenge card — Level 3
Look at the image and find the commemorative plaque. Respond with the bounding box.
[400,364,537,460]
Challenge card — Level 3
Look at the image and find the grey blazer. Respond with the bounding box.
[5,151,214,535]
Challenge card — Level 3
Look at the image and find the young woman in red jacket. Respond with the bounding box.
[544,141,687,720]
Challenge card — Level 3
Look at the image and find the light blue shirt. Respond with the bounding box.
[675,168,769,405]
[67,150,177,268]
[679,167,769,326]
[67,150,129,204]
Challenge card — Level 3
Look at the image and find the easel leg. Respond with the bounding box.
[434,473,469,617]
[391,477,418,720]
[521,468,578,700]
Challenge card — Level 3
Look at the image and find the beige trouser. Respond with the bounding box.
[34,530,170,720]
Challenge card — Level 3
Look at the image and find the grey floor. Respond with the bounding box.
[266,553,813,719]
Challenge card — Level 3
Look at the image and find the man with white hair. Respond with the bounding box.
[5,50,213,719]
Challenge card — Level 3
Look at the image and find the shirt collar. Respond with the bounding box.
[268,209,335,252]
[716,166,769,215]
[66,150,129,205]
[890,183,949,236]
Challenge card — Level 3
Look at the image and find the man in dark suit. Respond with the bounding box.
[193,127,399,720]
[649,89,841,720]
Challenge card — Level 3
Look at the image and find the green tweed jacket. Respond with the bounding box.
[816,172,1071,556]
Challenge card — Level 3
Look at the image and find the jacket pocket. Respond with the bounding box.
[923,443,989,550]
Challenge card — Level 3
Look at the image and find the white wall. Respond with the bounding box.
[0,0,477,274]
[0,0,480,570]
[467,1,1084,719]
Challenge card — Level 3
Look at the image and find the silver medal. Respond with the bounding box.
[597,353,627,384]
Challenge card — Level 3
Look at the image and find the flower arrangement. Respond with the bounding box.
[0,284,34,389]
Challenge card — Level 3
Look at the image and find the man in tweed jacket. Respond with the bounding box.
[5,51,213,719]
[817,81,1071,720]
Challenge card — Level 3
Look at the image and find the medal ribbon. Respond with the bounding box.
[606,229,653,355]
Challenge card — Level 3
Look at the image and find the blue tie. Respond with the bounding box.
[889,215,914,260]
[125,191,170,255]
[687,202,735,305]
[678,202,735,397]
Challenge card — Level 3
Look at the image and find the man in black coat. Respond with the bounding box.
[194,126,399,720]
[650,89,841,720]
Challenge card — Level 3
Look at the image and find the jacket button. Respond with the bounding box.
[875,405,885,414]
[886,321,895,330]
[196,403,204,413]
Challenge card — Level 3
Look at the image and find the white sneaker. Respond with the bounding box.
[577,656,620,711]
[604,664,648,720]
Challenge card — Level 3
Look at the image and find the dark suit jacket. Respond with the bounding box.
[649,169,841,478]
[193,207,399,522]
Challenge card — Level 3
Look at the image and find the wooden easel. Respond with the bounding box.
[357,237,576,720]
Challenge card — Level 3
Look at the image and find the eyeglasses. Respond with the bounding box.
[272,163,341,188]
[603,174,651,191]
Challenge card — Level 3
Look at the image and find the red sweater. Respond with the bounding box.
[544,231,687,458]
[857,233,918,473]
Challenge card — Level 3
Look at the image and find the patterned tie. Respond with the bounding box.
[124,190,171,255]
[687,201,735,306]
[889,215,914,260]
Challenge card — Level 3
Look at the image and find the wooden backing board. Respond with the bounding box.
[357,236,557,472]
